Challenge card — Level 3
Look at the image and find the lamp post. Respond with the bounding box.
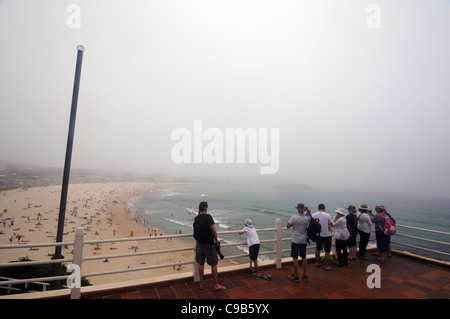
[51,45,85,286]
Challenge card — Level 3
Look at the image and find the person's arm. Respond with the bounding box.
[328,215,334,227]
[211,224,219,244]
[286,217,294,229]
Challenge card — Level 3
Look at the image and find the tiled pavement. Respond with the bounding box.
[82,252,449,299]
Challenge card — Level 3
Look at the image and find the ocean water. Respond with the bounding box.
[132,182,450,263]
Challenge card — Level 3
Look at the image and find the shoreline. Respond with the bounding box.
[0,182,235,286]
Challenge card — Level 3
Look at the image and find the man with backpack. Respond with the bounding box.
[193,201,226,291]
[312,204,334,271]
[286,203,311,282]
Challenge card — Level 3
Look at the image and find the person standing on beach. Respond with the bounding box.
[346,205,358,260]
[239,219,261,278]
[357,203,373,260]
[193,201,226,291]
[287,203,311,282]
[333,208,350,267]
[313,204,334,270]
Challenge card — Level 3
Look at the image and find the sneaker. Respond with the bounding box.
[288,274,300,283]
[302,275,309,282]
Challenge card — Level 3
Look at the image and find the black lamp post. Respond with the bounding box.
[51,45,85,285]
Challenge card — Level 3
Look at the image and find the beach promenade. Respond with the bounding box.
[3,249,449,299]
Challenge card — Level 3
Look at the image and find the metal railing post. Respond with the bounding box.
[274,218,282,268]
[70,227,84,299]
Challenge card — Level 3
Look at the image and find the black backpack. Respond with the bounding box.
[307,217,321,244]
[193,215,211,243]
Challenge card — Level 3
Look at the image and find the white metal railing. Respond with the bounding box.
[0,219,448,298]
[391,224,450,257]
[0,276,50,294]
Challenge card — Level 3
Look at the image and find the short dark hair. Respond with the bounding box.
[318,203,326,210]
[199,201,208,212]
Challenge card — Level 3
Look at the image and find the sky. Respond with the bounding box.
[0,0,449,198]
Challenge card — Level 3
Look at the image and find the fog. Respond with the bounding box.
[0,0,449,198]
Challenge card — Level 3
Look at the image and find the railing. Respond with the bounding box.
[391,224,450,258]
[0,276,49,294]
[0,219,448,299]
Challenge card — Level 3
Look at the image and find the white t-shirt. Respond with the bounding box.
[312,211,333,237]
[242,226,260,246]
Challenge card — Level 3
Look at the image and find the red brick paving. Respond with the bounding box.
[80,252,449,299]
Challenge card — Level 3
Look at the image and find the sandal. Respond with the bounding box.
[213,285,226,292]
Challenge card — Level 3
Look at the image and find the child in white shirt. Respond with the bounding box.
[239,219,261,278]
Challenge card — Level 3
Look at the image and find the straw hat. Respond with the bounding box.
[358,203,371,211]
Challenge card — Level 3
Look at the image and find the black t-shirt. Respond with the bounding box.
[346,214,358,236]
[194,213,215,244]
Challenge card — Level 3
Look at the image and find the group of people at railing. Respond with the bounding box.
[192,200,396,291]
[285,203,396,283]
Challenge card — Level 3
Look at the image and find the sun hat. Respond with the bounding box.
[245,219,254,228]
[358,203,371,211]
[295,203,305,210]
[335,208,347,216]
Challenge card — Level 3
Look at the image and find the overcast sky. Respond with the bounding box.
[0,0,449,198]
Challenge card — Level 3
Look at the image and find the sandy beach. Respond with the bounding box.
[0,182,222,286]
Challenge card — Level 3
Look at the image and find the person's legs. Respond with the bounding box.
[292,258,299,277]
[315,238,324,266]
[253,259,260,276]
[324,252,332,270]
[198,264,205,289]
[335,239,343,266]
[204,245,225,291]
[301,258,308,279]
[211,265,224,290]
[376,232,388,262]
[300,244,308,281]
[289,243,300,282]
[324,237,333,270]
[342,241,348,266]
[195,243,206,289]
[359,230,369,259]
[249,244,261,276]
